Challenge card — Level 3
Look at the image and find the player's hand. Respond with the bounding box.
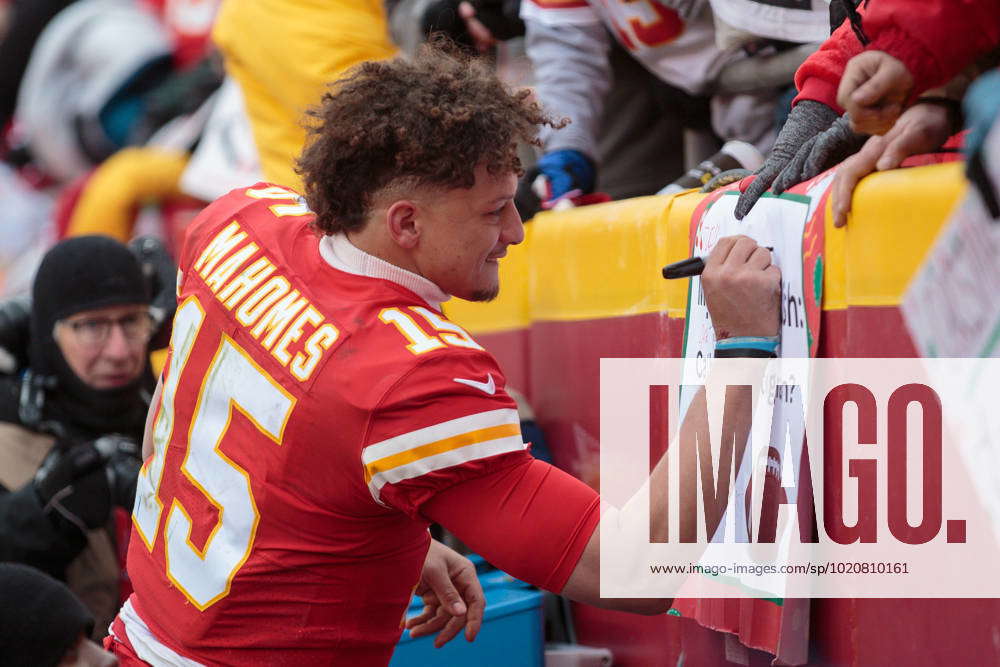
[406,539,485,648]
[832,101,953,227]
[701,236,781,339]
[837,50,915,135]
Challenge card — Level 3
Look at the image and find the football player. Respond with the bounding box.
[106,44,780,665]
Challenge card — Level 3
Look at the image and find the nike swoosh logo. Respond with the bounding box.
[453,373,496,395]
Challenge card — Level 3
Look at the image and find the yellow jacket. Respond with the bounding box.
[212,0,398,191]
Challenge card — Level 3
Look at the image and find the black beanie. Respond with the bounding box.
[0,563,95,667]
[29,235,149,379]
[23,235,153,441]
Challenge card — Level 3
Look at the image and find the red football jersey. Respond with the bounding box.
[121,184,532,665]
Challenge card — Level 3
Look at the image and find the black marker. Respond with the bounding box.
[661,247,773,280]
[661,256,704,279]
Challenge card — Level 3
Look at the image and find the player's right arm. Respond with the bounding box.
[563,236,779,610]
[412,386,741,615]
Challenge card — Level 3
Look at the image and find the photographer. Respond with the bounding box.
[0,235,164,638]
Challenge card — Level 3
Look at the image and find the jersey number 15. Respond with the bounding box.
[132,296,297,610]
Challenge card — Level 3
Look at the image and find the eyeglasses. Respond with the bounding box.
[56,310,154,349]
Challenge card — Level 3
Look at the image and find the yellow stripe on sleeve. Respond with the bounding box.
[364,423,521,484]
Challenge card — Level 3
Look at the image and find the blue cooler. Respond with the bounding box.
[389,567,544,666]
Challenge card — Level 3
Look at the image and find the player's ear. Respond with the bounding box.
[385,200,420,249]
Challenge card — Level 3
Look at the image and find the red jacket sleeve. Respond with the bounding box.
[421,457,600,594]
[793,20,864,111]
[860,0,1000,95]
[795,0,1000,111]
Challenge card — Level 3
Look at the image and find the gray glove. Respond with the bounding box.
[770,114,869,195]
[735,100,839,219]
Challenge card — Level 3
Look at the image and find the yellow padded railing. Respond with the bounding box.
[447,162,967,333]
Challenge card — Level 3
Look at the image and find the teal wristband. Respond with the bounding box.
[715,336,779,354]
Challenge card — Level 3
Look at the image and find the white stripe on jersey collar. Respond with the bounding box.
[318,234,450,312]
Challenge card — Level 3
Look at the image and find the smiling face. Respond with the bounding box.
[411,165,523,302]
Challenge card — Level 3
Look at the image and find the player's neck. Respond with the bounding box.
[321,234,450,310]
[346,229,421,276]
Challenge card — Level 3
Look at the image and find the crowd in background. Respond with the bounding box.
[2,0,996,292]
[1,0,999,663]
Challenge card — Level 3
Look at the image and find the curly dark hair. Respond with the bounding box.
[296,40,562,235]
